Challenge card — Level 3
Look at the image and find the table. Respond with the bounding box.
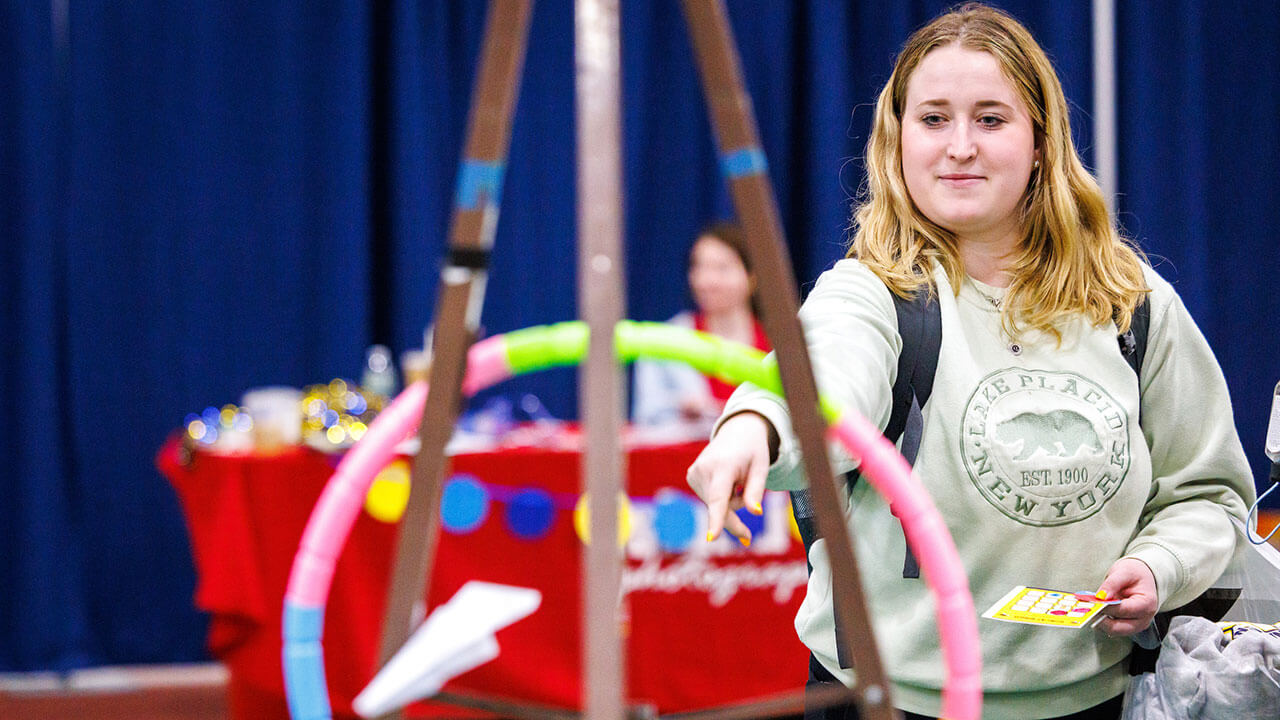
[158,434,810,719]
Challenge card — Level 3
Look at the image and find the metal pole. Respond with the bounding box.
[1093,0,1118,215]
[575,1,627,719]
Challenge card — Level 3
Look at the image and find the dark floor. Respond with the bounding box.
[0,664,227,720]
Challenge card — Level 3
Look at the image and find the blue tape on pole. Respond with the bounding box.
[720,147,767,179]
[283,639,331,720]
[283,603,324,643]
[454,159,506,210]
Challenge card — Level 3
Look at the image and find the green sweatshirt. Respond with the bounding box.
[720,259,1256,719]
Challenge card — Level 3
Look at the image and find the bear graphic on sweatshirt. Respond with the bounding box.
[995,410,1102,461]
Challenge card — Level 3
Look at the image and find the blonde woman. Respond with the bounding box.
[685,4,1255,719]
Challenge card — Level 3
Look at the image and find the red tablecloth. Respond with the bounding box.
[158,435,809,718]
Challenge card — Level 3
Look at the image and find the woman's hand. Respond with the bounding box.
[685,412,772,544]
[1095,558,1159,637]
[679,394,722,422]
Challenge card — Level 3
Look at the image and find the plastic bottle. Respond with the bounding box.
[362,345,399,399]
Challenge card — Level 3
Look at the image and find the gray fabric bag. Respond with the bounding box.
[1121,615,1280,720]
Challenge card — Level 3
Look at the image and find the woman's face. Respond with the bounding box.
[688,235,752,315]
[900,44,1038,248]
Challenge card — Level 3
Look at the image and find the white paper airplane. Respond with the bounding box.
[353,581,542,718]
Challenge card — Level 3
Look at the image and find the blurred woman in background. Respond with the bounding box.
[632,222,771,427]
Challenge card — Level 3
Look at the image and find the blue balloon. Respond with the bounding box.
[441,475,489,533]
[505,489,555,540]
[654,493,697,553]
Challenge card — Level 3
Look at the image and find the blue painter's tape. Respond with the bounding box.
[284,640,331,720]
[454,159,506,210]
[283,603,324,643]
[720,147,767,179]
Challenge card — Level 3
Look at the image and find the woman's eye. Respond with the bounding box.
[921,114,946,127]
[977,115,1006,128]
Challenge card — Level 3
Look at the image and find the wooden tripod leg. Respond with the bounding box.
[376,2,533,717]
[575,2,628,720]
[677,3,898,720]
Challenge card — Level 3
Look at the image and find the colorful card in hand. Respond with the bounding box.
[982,586,1119,629]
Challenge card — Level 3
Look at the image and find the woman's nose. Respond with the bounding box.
[947,124,976,161]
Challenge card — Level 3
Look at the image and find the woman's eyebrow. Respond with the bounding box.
[973,99,1015,110]
[914,99,1015,110]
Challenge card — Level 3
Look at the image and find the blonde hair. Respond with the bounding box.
[850,3,1148,340]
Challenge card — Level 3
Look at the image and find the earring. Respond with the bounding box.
[1033,159,1041,169]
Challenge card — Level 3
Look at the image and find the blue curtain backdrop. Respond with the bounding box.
[2,0,1276,670]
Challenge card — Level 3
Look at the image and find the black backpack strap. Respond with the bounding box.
[1117,296,1149,378]
[885,290,942,578]
[885,290,943,449]
[1116,296,1149,427]
[897,397,926,578]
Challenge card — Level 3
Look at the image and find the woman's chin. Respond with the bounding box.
[932,214,1016,243]
[699,300,749,316]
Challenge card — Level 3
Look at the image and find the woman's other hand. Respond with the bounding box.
[685,412,772,544]
[1095,558,1159,637]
